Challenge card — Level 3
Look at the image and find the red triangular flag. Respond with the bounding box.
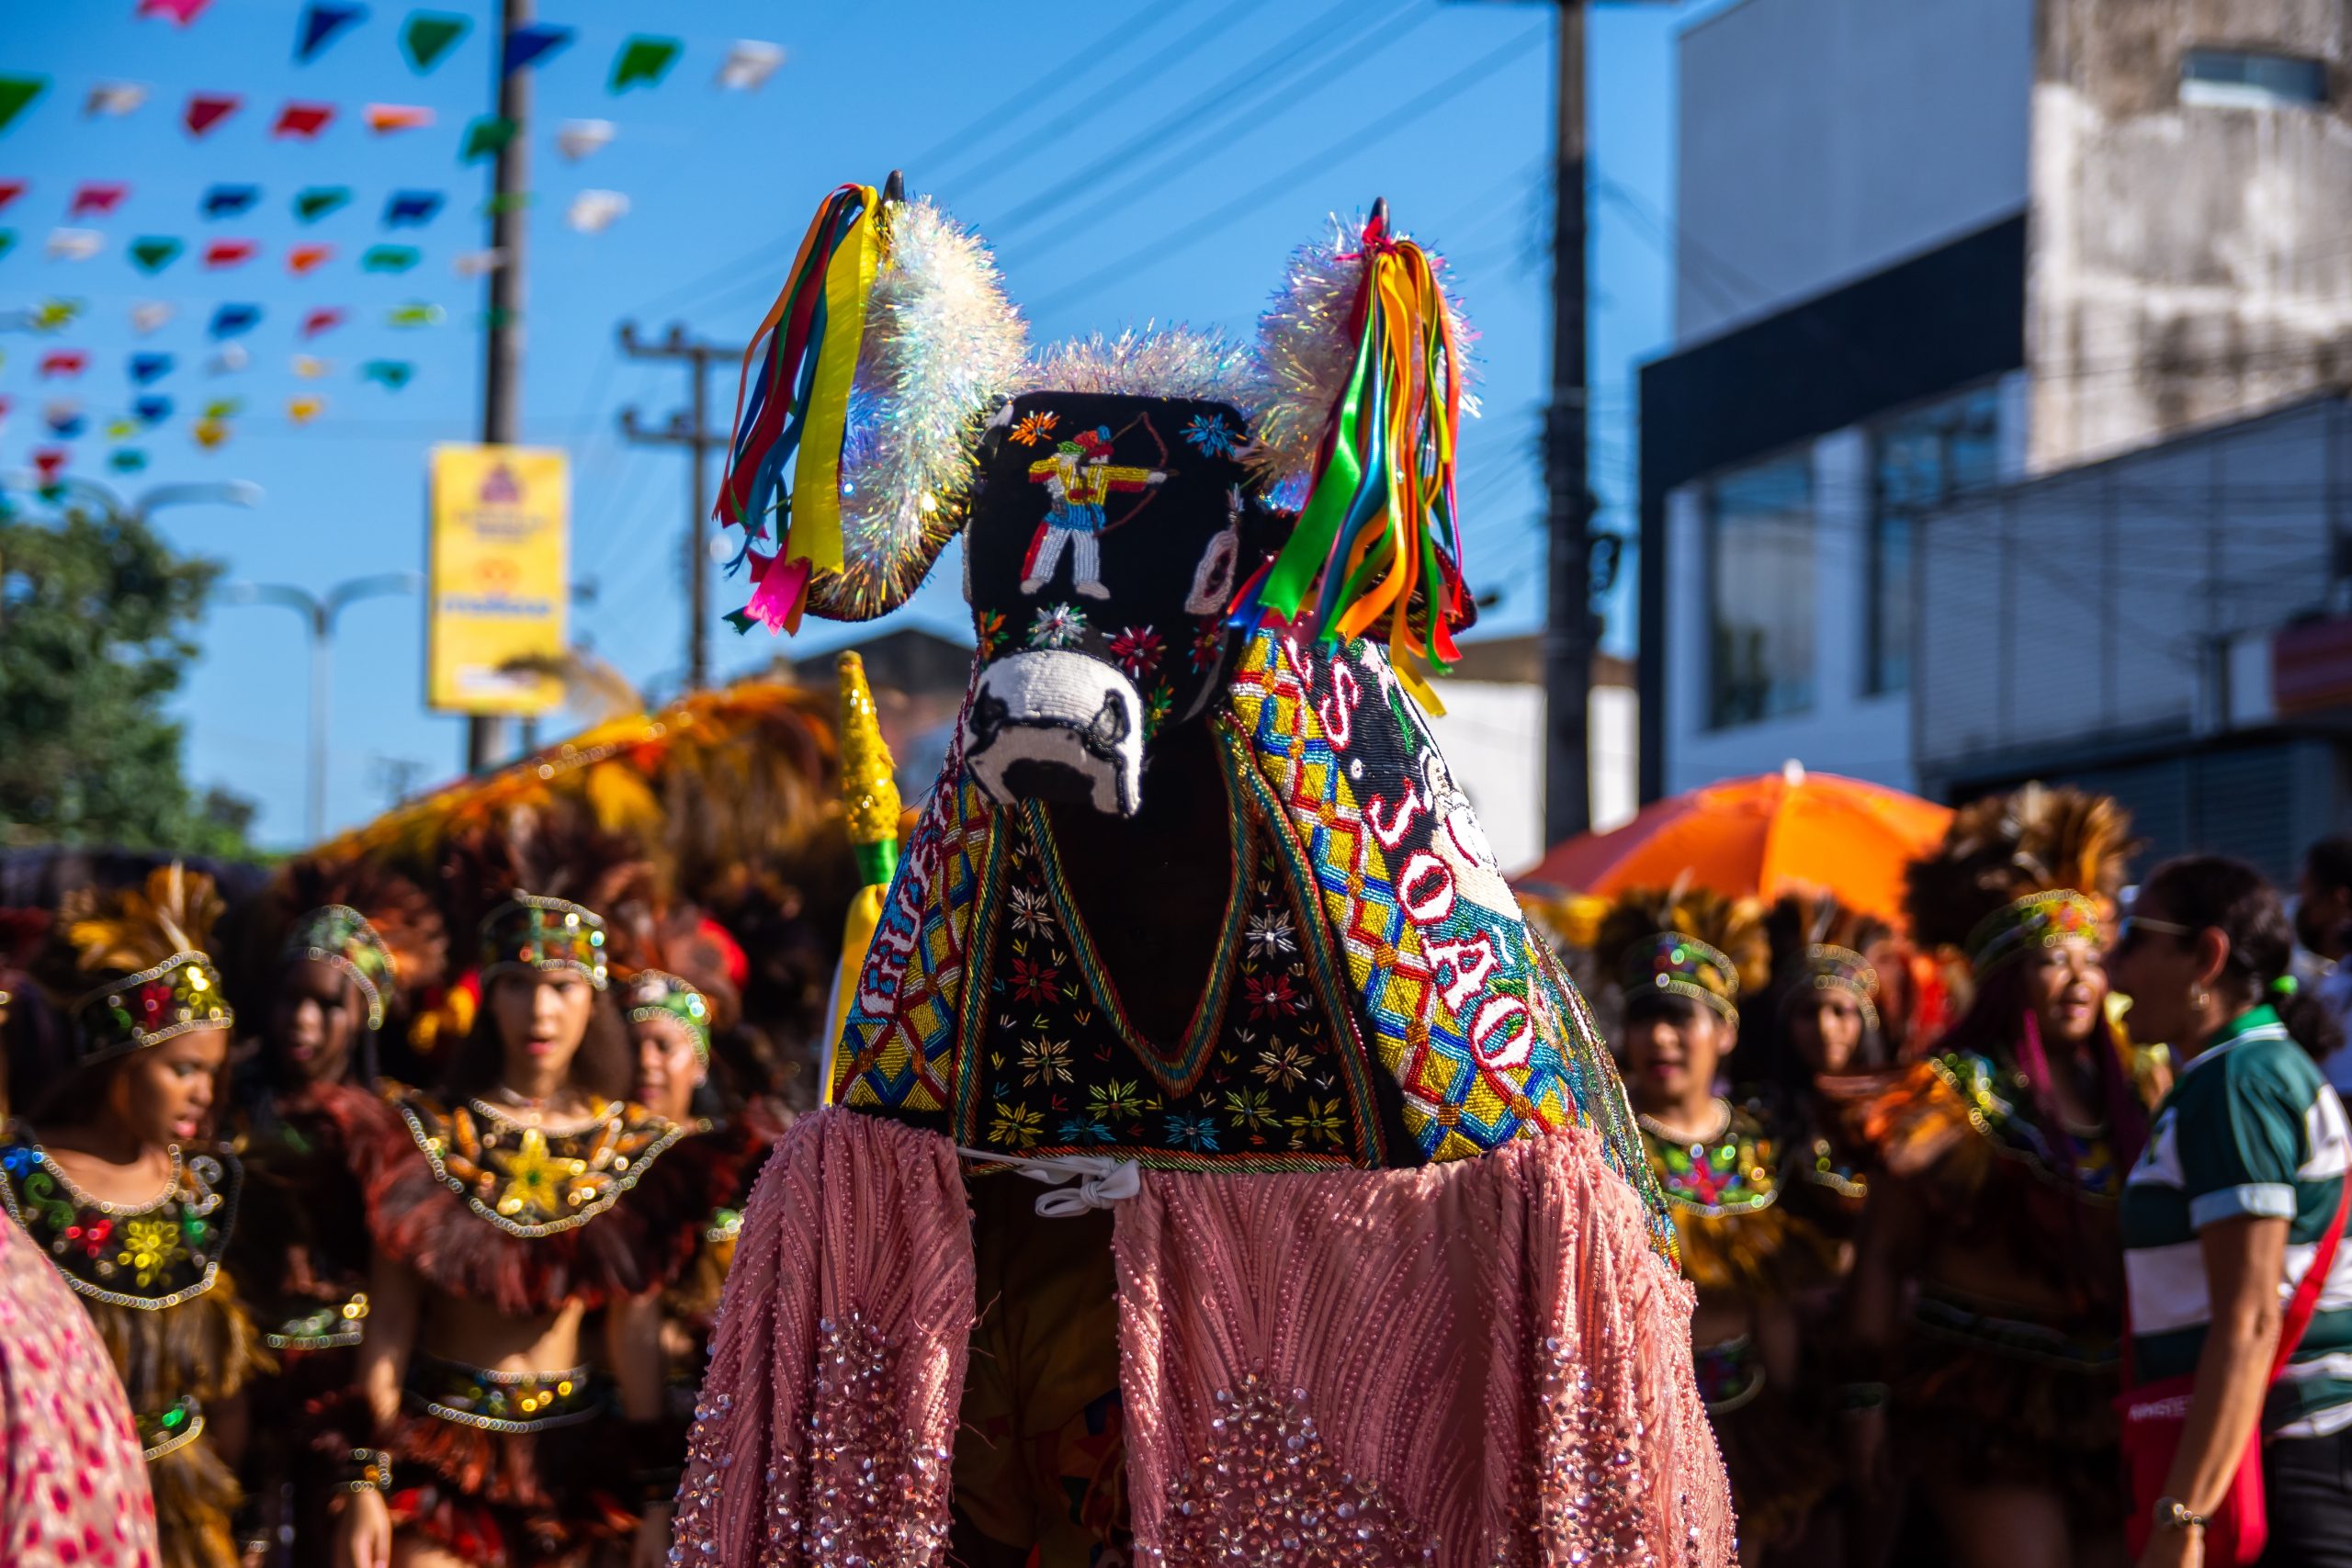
[203,238,255,268]
[300,307,345,339]
[287,243,332,275]
[138,0,213,23]
[0,180,22,213]
[31,448,66,483]
[39,350,86,378]
[185,92,239,137]
[68,182,127,218]
[274,102,334,139]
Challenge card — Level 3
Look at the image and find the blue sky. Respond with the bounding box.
[5,0,1703,848]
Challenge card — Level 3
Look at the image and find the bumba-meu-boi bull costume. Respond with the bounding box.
[670,175,1736,1567]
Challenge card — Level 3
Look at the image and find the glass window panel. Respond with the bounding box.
[1707,453,1815,728]
[2182,49,2328,108]
[1869,384,1999,695]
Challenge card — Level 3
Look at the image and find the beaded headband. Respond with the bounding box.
[625,969,712,1066]
[478,895,608,990]
[1963,889,2103,976]
[1622,932,1741,1024]
[283,904,397,1032]
[1800,943,1881,1035]
[72,951,233,1063]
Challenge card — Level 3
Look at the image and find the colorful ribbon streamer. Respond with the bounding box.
[1246,209,1466,704]
[717,182,886,636]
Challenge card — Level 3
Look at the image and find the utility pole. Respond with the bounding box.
[616,324,744,692]
[1541,0,1594,845]
[468,0,530,774]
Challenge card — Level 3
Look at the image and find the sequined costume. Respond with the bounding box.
[318,1083,729,1566]
[670,180,1734,1568]
[0,1135,265,1568]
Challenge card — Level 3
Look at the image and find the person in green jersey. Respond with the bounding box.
[2109,856,2352,1568]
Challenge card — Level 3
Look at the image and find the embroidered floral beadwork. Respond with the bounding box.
[284,903,399,1031]
[478,894,610,988]
[0,1138,235,1310]
[390,1087,687,1238]
[70,951,233,1062]
[1637,1101,1782,1219]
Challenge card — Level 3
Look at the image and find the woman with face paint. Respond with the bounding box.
[2,865,265,1568]
[1829,784,2150,1568]
[1599,889,1840,1565]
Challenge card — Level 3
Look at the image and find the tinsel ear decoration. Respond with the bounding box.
[62,863,227,977]
[1246,205,1476,698]
[1020,325,1256,407]
[718,179,1026,634]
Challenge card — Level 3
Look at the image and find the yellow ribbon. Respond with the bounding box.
[786,189,880,576]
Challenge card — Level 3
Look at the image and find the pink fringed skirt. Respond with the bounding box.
[670,1108,1736,1567]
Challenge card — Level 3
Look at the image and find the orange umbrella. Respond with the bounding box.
[1515,763,1951,928]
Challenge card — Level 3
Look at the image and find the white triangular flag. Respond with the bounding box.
[717,40,784,91]
[290,355,332,379]
[567,189,628,234]
[46,228,103,262]
[85,82,149,118]
[555,118,613,162]
[451,248,506,278]
[208,343,251,375]
[130,300,175,334]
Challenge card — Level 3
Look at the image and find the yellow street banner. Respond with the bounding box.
[426,444,570,715]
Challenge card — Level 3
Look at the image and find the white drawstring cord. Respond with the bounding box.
[955,1146,1141,1217]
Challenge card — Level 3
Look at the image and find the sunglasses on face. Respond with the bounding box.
[2115,914,2194,950]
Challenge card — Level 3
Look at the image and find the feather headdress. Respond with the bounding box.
[61,863,227,979]
[1594,886,1770,1021]
[1905,784,2139,955]
[250,858,448,1028]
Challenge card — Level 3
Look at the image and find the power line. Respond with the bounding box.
[907,4,1191,180]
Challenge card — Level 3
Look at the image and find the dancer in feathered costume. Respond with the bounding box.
[1826,784,2148,1566]
[312,818,734,1568]
[1597,889,1837,1562]
[1,866,266,1568]
[227,860,445,1564]
[666,175,1732,1567]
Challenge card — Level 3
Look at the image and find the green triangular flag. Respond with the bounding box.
[610,35,680,92]
[0,231,14,262]
[362,244,420,273]
[459,115,516,163]
[130,236,183,274]
[294,186,351,221]
[401,11,469,73]
[0,76,46,136]
[109,447,148,474]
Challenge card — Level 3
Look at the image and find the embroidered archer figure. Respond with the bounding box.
[1021,423,1167,599]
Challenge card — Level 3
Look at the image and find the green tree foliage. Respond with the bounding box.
[0,497,256,856]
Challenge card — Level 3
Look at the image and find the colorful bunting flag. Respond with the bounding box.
[0,231,16,263]
[207,344,251,373]
[386,302,442,327]
[361,243,419,272]
[459,115,516,163]
[138,0,214,24]
[85,83,148,118]
[203,239,255,268]
[209,303,260,338]
[0,397,10,433]
[134,395,171,423]
[288,395,324,423]
[274,102,334,139]
[554,118,612,161]
[43,401,85,438]
[129,236,181,273]
[300,307,344,338]
[38,351,84,378]
[288,243,332,274]
[0,182,22,213]
[46,228,102,261]
[184,93,239,138]
[360,358,413,389]
[105,419,136,441]
[295,2,368,62]
[610,36,680,92]
[130,353,174,384]
[32,449,66,484]
[28,299,79,332]
[294,186,350,222]
[108,447,148,473]
[69,183,128,218]
[382,190,443,226]
[451,246,503,277]
[401,11,469,73]
[202,184,259,218]
[566,189,627,233]
[202,397,242,420]
[503,22,573,75]
[716,40,785,92]
[366,103,431,133]
[0,78,48,137]
[130,301,174,333]
[193,418,229,449]
[291,355,331,378]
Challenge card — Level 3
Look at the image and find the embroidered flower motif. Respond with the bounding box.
[1165,1112,1221,1151]
[1289,1096,1345,1149]
[117,1216,185,1290]
[1088,1078,1148,1122]
[1009,955,1059,1006]
[1190,617,1226,672]
[1010,410,1058,447]
[490,1125,564,1219]
[989,1102,1045,1149]
[977,609,1008,660]
[134,978,176,1026]
[1018,1034,1072,1088]
[1028,602,1088,649]
[1254,1041,1313,1090]
[1058,1115,1113,1145]
[1109,625,1163,678]
[1245,911,1295,956]
[1143,683,1175,739]
[1224,1086,1277,1132]
[1008,886,1055,940]
[1244,973,1302,1020]
[1182,412,1238,457]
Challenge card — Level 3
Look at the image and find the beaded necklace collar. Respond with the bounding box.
[0,1135,236,1309]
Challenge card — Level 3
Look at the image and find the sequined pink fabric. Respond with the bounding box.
[0,1205,159,1568]
[1114,1126,1736,1567]
[669,1106,974,1567]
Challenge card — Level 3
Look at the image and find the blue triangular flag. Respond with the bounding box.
[201,183,259,218]
[381,188,443,227]
[502,21,572,75]
[295,2,367,62]
[130,353,174,384]
[209,303,260,338]
[134,394,172,423]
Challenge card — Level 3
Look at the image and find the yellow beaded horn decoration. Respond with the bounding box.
[822,650,902,1103]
